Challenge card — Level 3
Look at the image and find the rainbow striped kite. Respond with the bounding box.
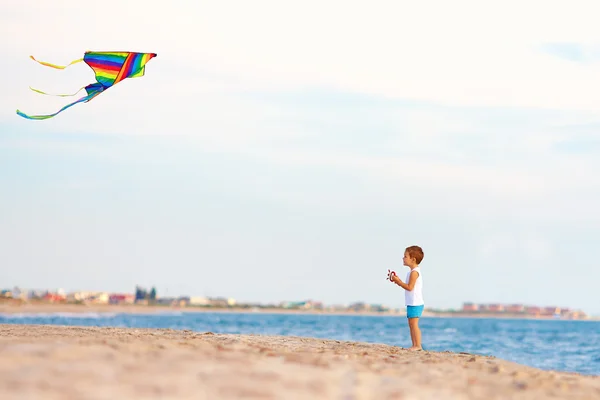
[16,51,157,120]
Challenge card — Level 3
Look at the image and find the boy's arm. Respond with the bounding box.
[392,270,419,291]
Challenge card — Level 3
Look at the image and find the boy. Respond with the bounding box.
[388,245,424,350]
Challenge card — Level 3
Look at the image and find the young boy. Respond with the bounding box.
[388,245,424,350]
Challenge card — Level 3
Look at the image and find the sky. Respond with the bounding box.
[1,0,600,315]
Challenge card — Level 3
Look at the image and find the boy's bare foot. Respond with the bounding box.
[408,346,422,351]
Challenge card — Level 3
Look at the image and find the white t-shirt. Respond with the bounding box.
[405,267,424,306]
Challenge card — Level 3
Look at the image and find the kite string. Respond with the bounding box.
[29,55,84,70]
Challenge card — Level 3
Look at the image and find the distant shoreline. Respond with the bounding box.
[1,302,597,321]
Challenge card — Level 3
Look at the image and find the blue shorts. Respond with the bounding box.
[406,305,424,319]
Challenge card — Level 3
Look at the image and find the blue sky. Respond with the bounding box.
[2,1,600,315]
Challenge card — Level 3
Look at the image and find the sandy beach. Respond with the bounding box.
[1,324,598,400]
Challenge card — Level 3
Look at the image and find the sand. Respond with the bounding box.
[1,324,599,400]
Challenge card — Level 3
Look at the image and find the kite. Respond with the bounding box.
[16,51,157,120]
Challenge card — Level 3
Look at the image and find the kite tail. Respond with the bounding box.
[29,55,84,69]
[29,86,87,97]
[16,91,101,120]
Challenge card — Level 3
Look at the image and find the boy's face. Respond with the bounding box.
[402,251,413,266]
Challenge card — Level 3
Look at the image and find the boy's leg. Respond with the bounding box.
[407,318,416,347]
[408,318,422,350]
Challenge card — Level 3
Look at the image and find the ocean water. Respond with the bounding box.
[1,311,598,376]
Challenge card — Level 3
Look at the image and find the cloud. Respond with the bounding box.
[540,42,600,63]
[540,43,587,62]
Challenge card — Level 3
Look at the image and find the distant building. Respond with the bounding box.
[43,292,66,303]
[109,294,134,304]
[280,301,297,309]
[94,293,109,304]
[462,303,479,312]
[176,296,190,307]
[189,296,209,306]
[206,297,234,307]
[506,304,525,313]
[542,306,561,316]
[280,300,324,310]
[156,297,177,306]
[564,310,587,319]
[369,304,390,312]
[348,302,370,312]
[26,290,44,300]
[487,304,504,312]
[525,306,541,316]
[68,291,109,304]
[326,304,347,312]
[12,287,24,299]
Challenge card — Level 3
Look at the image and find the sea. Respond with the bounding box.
[1,311,598,376]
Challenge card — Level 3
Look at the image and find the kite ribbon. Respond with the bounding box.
[28,86,88,97]
[16,91,101,120]
[29,55,84,69]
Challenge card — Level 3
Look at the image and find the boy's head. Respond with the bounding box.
[403,245,424,267]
